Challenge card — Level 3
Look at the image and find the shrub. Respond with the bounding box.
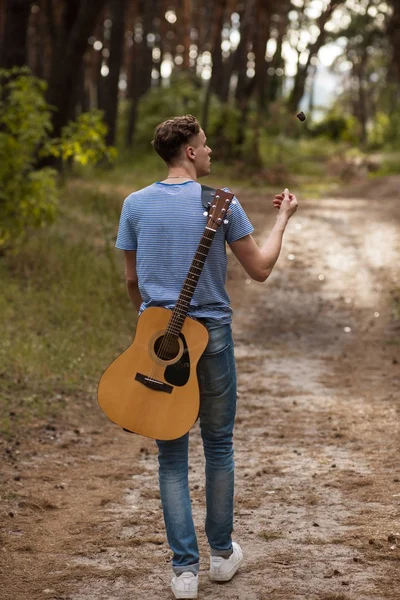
[309,109,359,143]
[0,68,116,251]
[130,73,204,152]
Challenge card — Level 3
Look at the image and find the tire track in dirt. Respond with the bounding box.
[1,188,399,599]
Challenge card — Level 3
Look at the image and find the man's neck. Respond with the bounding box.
[165,167,197,182]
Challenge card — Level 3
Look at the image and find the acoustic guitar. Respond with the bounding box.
[97,188,234,440]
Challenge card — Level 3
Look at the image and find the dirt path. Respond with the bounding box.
[1,181,400,600]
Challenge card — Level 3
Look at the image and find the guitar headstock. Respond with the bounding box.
[205,188,235,231]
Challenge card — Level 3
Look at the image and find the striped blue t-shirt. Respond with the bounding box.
[115,180,254,324]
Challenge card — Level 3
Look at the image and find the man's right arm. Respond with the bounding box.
[229,189,298,282]
[124,250,143,313]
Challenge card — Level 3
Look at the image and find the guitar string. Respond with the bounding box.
[146,225,216,383]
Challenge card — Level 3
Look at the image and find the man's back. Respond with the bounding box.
[116,180,253,322]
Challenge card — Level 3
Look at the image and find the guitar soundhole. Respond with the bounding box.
[154,335,180,361]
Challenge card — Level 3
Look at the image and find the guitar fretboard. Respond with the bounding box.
[166,229,215,337]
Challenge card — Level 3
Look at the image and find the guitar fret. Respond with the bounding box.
[168,323,183,332]
[173,316,186,322]
[175,302,188,310]
[173,315,187,323]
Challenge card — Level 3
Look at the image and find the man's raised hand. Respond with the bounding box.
[273,188,298,218]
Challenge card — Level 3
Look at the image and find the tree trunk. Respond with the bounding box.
[387,0,400,84]
[181,0,191,70]
[354,54,368,146]
[287,0,345,113]
[233,0,257,157]
[202,0,227,131]
[46,0,107,138]
[268,1,290,103]
[254,0,271,112]
[0,0,34,68]
[234,0,256,103]
[94,11,106,110]
[100,0,127,146]
[126,0,153,148]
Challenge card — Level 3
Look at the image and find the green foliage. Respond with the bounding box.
[374,152,400,176]
[256,133,347,186]
[309,109,359,143]
[0,68,58,249]
[369,111,390,148]
[0,68,116,251]
[48,110,118,166]
[369,110,400,151]
[262,101,305,139]
[206,102,243,160]
[121,73,242,160]
[0,180,134,436]
[130,73,204,151]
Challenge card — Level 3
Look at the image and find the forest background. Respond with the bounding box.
[0,0,399,434]
[1,4,400,599]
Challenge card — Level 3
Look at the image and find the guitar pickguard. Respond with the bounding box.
[164,334,190,387]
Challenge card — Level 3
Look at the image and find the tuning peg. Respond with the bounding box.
[215,195,220,200]
[232,199,237,205]
[224,219,229,225]
[203,211,208,216]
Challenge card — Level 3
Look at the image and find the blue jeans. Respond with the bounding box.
[156,323,237,575]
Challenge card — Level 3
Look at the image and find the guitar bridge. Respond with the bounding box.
[135,372,173,394]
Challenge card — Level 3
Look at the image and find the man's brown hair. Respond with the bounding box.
[152,114,201,164]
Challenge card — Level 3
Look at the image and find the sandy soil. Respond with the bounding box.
[1,177,400,600]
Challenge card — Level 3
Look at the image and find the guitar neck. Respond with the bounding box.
[167,228,216,336]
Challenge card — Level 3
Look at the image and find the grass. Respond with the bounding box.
[258,530,282,541]
[374,150,400,176]
[0,179,136,437]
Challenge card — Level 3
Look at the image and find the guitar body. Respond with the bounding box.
[97,307,209,440]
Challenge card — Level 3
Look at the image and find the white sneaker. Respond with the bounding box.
[209,541,243,582]
[171,572,198,599]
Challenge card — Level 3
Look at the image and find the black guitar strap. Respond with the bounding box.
[201,184,216,209]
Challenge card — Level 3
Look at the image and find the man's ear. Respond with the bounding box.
[186,145,196,161]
